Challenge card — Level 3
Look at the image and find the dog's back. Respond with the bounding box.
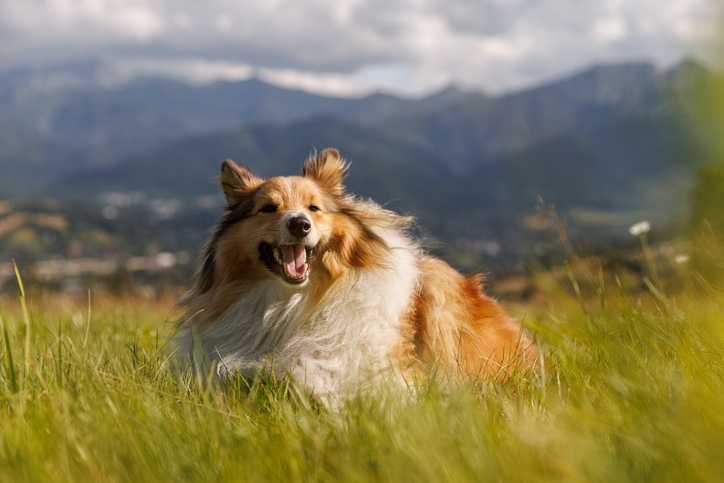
[404,256,537,379]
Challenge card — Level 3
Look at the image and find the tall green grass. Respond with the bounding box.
[1,258,723,482]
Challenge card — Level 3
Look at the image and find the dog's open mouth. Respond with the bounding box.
[259,242,315,284]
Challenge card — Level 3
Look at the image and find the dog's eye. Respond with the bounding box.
[308,205,320,212]
[259,204,278,213]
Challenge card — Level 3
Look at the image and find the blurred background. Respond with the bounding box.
[1,0,723,298]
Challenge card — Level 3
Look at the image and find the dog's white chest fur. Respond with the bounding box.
[180,231,420,400]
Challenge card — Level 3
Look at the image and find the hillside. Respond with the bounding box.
[0,63,462,161]
[62,69,716,241]
[1,58,723,257]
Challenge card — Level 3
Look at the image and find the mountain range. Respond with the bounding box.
[1,58,722,254]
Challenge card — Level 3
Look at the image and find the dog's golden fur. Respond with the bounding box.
[177,149,537,400]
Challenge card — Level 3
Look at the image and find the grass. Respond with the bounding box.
[1,256,724,482]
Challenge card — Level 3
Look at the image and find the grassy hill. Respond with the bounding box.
[0,247,723,481]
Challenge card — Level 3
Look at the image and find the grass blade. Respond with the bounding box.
[0,303,18,393]
[13,260,32,386]
[83,289,91,349]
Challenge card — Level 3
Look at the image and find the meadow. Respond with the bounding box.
[1,241,724,482]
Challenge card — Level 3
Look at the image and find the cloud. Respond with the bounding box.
[0,0,721,96]
[1,0,164,45]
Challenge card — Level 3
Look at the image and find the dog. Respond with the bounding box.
[176,149,537,401]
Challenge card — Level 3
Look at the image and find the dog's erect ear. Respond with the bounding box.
[302,148,349,195]
[220,159,263,206]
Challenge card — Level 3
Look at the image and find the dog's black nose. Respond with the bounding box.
[287,216,311,239]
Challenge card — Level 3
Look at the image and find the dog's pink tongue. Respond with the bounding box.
[282,244,306,278]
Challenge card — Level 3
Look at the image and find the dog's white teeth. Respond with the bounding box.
[274,248,283,265]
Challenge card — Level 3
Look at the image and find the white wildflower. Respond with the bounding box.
[629,221,651,236]
[675,254,690,264]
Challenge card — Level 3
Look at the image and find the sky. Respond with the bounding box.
[1,0,722,97]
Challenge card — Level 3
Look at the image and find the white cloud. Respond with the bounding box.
[2,0,164,42]
[171,12,192,29]
[592,16,627,43]
[215,13,234,32]
[258,68,386,98]
[0,0,721,96]
[109,57,256,85]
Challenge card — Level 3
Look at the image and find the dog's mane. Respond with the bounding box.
[178,164,414,326]
[195,189,261,294]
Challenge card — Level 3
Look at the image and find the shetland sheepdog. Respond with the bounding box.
[177,149,537,400]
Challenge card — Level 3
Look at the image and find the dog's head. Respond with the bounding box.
[196,149,399,293]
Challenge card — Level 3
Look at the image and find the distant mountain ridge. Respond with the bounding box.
[2,58,723,249]
[0,62,467,159]
[378,61,712,173]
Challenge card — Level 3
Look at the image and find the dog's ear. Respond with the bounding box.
[220,159,263,206]
[302,148,348,195]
